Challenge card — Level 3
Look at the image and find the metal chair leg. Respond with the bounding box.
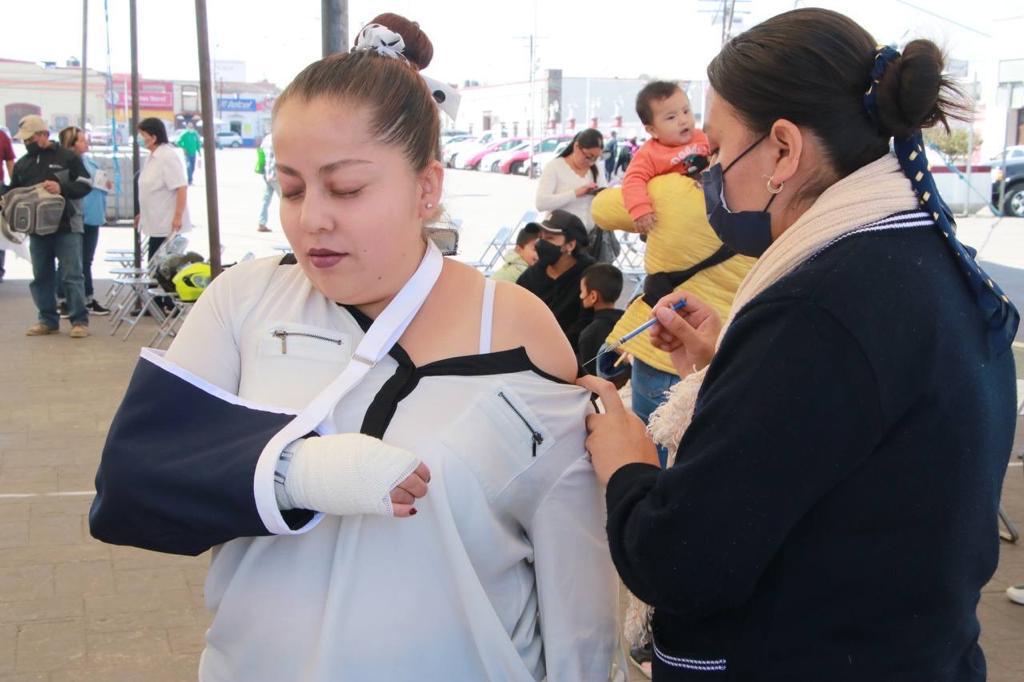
[999,505,1019,543]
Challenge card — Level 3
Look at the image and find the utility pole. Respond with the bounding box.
[698,0,750,45]
[322,0,348,57]
[80,0,88,128]
[196,0,223,278]
[962,72,980,217]
[528,33,535,177]
[129,0,141,269]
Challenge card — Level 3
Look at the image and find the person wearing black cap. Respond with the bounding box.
[516,209,595,350]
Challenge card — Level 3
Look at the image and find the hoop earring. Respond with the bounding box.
[765,176,784,195]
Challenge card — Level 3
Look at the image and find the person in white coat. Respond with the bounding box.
[135,117,191,260]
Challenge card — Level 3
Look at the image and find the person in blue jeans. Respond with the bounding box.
[6,115,91,338]
[57,127,111,315]
[629,358,679,467]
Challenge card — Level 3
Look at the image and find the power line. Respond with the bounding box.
[893,0,992,38]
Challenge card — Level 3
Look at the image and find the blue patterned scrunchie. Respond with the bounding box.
[863,46,1019,351]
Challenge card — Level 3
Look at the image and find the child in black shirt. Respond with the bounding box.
[577,263,625,376]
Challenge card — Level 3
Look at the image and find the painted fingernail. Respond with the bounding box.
[410,508,417,516]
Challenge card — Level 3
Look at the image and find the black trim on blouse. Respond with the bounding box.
[337,304,570,437]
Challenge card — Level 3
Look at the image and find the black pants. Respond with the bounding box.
[148,236,167,261]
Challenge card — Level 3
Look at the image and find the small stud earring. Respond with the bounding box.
[426,202,434,209]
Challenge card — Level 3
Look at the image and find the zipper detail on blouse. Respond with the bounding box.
[498,391,544,457]
[271,329,345,355]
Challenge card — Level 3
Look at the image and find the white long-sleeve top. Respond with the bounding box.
[162,255,621,682]
[535,156,607,232]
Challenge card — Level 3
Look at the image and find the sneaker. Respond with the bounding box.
[257,224,272,233]
[1007,584,1024,605]
[58,300,70,319]
[69,324,89,339]
[86,300,111,316]
[26,323,58,336]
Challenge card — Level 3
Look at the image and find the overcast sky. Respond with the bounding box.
[5,0,1016,88]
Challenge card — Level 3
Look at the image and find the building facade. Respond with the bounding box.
[455,69,706,140]
[0,58,279,147]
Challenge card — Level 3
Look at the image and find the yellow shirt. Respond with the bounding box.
[592,174,754,375]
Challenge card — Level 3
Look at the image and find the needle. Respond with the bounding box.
[582,298,687,369]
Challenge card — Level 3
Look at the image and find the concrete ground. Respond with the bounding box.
[1,150,1023,679]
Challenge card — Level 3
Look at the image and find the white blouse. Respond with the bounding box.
[138,144,191,237]
[164,256,622,682]
[535,157,607,232]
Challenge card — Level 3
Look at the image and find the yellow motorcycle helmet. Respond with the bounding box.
[172,262,211,302]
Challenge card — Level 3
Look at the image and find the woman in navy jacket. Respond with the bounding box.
[581,8,1018,681]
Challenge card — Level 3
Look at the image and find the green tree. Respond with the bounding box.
[923,128,982,164]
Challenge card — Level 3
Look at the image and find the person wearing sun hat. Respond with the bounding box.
[5,114,92,338]
[516,208,596,349]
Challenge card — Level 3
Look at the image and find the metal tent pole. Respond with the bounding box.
[195,0,223,278]
[322,0,348,57]
[129,0,141,269]
[80,0,88,128]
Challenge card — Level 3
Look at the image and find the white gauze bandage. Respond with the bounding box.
[280,434,419,517]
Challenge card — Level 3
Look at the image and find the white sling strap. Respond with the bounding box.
[254,241,445,534]
[479,278,496,355]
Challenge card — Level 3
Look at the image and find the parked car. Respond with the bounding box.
[456,137,523,170]
[480,141,530,173]
[993,152,1024,218]
[441,129,471,145]
[215,130,243,148]
[447,130,508,168]
[528,139,573,177]
[442,136,478,166]
[989,146,1024,165]
[499,135,574,175]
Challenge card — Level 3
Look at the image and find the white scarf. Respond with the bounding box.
[625,154,919,646]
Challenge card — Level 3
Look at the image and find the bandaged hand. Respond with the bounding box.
[279,434,430,518]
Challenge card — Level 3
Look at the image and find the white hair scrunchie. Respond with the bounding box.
[351,22,461,120]
[353,23,407,61]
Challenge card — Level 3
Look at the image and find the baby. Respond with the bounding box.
[622,81,711,233]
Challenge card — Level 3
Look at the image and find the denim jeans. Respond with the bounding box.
[630,358,681,467]
[29,231,87,328]
[58,225,100,300]
[185,153,196,185]
[258,178,279,226]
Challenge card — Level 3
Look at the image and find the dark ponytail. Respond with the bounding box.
[707,8,968,183]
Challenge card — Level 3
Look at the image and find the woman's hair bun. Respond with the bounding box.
[368,13,433,70]
[874,39,968,137]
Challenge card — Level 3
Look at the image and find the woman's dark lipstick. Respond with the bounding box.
[308,248,347,269]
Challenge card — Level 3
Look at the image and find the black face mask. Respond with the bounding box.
[24,141,41,155]
[702,135,778,258]
[535,238,563,266]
